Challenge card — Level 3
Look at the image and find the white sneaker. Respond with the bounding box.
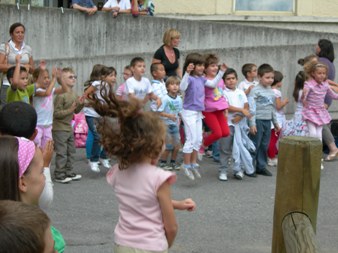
[191,166,201,178]
[100,159,111,169]
[219,173,228,181]
[183,167,195,180]
[234,171,244,180]
[89,162,100,173]
[268,158,278,167]
[321,160,324,170]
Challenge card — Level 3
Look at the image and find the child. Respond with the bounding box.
[6,55,34,104]
[150,62,167,111]
[0,101,54,211]
[238,63,258,96]
[248,64,280,177]
[282,71,308,138]
[32,63,66,149]
[84,66,116,173]
[126,57,161,108]
[157,76,182,170]
[53,67,84,183]
[202,54,229,154]
[116,65,132,101]
[180,53,226,180]
[0,136,65,252]
[302,62,338,141]
[88,86,196,252]
[267,71,288,167]
[137,0,154,15]
[220,68,255,181]
[0,200,55,253]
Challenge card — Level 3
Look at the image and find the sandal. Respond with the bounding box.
[325,151,338,161]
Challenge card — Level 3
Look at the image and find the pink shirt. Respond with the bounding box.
[106,163,176,251]
[204,79,229,112]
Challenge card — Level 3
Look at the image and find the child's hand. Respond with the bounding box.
[39,60,47,70]
[186,63,194,74]
[283,98,289,106]
[168,114,177,121]
[15,54,21,64]
[42,140,54,167]
[220,63,227,72]
[174,198,196,211]
[242,108,252,119]
[232,115,243,124]
[51,67,57,78]
[275,125,281,133]
[70,101,77,111]
[249,126,257,135]
[156,97,162,108]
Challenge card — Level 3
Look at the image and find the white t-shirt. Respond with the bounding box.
[84,80,108,118]
[238,79,258,94]
[150,79,167,111]
[223,87,248,126]
[33,87,55,126]
[103,0,131,9]
[272,88,286,127]
[126,77,153,100]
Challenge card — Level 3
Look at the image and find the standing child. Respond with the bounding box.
[89,87,195,253]
[53,67,84,183]
[238,63,258,96]
[84,66,117,173]
[157,76,182,170]
[202,54,229,155]
[116,65,132,101]
[248,64,280,177]
[6,55,34,104]
[267,71,288,167]
[150,62,167,111]
[302,62,338,140]
[126,57,161,108]
[33,63,66,149]
[220,68,255,181]
[180,53,226,180]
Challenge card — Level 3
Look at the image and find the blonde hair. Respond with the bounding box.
[162,28,181,46]
[165,76,181,87]
[305,62,328,80]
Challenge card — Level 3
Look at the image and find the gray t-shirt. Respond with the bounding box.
[0,41,32,86]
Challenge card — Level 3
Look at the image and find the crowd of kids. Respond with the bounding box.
[2,41,338,252]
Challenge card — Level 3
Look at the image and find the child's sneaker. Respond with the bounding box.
[268,158,278,167]
[182,165,195,180]
[205,150,213,158]
[100,159,111,169]
[191,164,201,179]
[198,146,205,161]
[234,171,244,180]
[66,173,82,181]
[54,175,72,184]
[89,161,100,173]
[218,172,228,181]
[159,162,171,170]
[170,162,180,171]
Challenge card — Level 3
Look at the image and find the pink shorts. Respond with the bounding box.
[34,125,53,149]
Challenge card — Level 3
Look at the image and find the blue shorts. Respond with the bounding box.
[165,124,181,151]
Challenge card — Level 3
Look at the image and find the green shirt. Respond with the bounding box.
[6,84,35,104]
[51,226,66,253]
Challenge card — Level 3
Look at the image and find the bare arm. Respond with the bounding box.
[157,181,177,248]
[275,97,289,110]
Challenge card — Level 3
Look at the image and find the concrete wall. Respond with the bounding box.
[1,5,338,116]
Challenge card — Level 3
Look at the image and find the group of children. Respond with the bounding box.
[1,47,338,252]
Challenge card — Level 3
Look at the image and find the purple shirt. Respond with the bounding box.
[183,76,206,111]
[319,57,336,106]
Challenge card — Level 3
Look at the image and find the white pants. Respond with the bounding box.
[307,121,323,141]
[181,109,203,153]
[39,167,54,211]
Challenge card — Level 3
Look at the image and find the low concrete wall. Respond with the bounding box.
[1,5,338,116]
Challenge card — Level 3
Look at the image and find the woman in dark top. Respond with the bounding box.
[152,28,181,78]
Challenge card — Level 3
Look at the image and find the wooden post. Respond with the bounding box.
[282,212,318,253]
[271,136,321,253]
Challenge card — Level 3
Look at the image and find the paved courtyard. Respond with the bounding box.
[48,148,338,253]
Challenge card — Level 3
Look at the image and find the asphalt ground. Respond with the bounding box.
[48,148,338,253]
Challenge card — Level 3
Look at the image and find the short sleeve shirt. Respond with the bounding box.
[6,84,35,104]
[72,0,95,8]
[126,77,153,100]
[103,0,130,9]
[153,45,180,77]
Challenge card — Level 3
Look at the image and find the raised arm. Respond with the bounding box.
[204,63,227,88]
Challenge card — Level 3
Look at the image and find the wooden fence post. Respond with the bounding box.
[271,136,322,253]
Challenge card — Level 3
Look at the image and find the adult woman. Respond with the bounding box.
[152,28,182,78]
[0,23,35,106]
[315,39,338,161]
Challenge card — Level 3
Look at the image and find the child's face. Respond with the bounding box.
[224,73,238,90]
[123,68,132,81]
[167,82,179,94]
[153,64,166,80]
[205,63,219,77]
[105,72,117,86]
[63,72,77,87]
[132,61,146,77]
[248,67,257,79]
[17,71,29,91]
[20,148,45,206]
[259,72,274,87]
[312,67,327,83]
[41,71,50,88]
[193,64,205,76]
[44,225,56,253]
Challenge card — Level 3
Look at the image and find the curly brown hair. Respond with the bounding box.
[89,86,166,170]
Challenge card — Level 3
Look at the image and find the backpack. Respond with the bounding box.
[73,112,88,148]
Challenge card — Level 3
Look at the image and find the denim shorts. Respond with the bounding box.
[165,124,180,150]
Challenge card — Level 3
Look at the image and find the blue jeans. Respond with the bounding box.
[249,120,271,172]
[85,116,107,162]
[212,140,220,162]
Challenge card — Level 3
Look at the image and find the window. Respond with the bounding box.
[234,0,294,12]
